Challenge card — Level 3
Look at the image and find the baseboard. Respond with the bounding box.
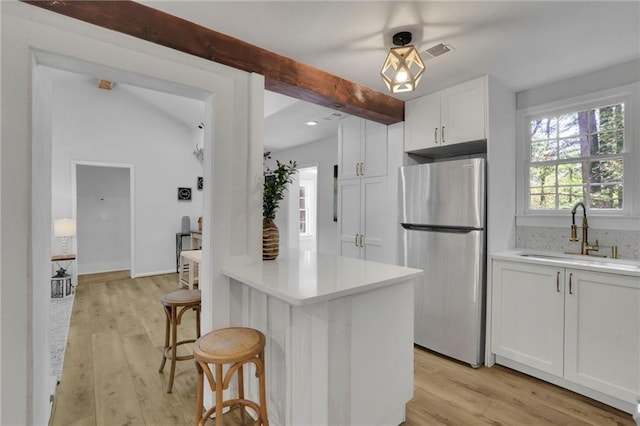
[132,269,176,278]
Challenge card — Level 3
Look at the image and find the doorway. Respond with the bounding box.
[297,166,318,252]
[73,163,134,275]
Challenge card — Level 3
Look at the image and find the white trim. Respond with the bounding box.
[3,3,253,420]
[516,82,640,229]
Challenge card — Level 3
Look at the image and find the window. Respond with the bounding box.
[526,101,626,212]
[299,184,309,235]
[298,179,316,237]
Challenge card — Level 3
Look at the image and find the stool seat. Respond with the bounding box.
[194,327,269,426]
[159,289,201,393]
[162,288,201,306]
[194,327,264,364]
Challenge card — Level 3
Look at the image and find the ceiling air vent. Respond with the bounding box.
[424,43,454,59]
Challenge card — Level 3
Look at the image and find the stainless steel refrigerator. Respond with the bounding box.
[399,158,486,367]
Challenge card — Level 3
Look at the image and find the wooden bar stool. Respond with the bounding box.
[194,327,268,426]
[159,289,201,393]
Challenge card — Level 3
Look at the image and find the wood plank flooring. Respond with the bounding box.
[50,273,635,426]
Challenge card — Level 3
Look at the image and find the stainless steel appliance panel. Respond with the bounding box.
[399,158,485,229]
[400,226,485,366]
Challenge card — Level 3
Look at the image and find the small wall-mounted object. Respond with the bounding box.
[197,176,203,190]
[178,187,192,201]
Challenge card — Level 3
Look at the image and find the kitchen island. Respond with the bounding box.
[222,250,423,426]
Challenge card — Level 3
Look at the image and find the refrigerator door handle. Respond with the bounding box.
[401,223,481,233]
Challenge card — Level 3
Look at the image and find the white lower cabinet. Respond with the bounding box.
[338,176,387,262]
[564,269,640,403]
[491,259,640,413]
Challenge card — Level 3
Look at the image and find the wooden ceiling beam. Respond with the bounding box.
[22,0,404,125]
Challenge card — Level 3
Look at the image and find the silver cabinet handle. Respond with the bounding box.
[360,162,364,176]
[441,126,446,144]
[569,273,573,295]
[359,234,364,247]
[354,234,358,247]
[434,127,438,144]
[355,163,359,176]
[556,271,560,293]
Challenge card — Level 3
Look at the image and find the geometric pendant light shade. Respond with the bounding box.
[380,31,425,93]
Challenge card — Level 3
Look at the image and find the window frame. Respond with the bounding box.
[298,179,315,238]
[516,83,639,230]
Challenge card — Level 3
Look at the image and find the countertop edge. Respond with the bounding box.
[222,264,423,306]
[490,250,640,277]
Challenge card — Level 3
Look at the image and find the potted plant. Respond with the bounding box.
[263,151,297,260]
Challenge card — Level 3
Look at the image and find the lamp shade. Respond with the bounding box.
[381,44,425,93]
[54,218,76,237]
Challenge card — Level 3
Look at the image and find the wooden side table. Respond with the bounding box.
[178,250,201,289]
[190,230,202,250]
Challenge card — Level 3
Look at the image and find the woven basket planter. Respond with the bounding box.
[262,218,279,260]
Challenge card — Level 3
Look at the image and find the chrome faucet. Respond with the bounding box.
[570,202,599,255]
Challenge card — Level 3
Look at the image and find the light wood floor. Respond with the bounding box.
[50,273,635,426]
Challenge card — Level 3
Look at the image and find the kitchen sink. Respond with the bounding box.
[519,253,576,260]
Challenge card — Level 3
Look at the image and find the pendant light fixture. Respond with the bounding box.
[380,31,425,94]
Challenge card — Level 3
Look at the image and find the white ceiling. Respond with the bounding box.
[56,2,640,152]
[139,1,639,152]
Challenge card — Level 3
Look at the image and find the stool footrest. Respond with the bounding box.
[163,339,196,361]
[201,399,262,425]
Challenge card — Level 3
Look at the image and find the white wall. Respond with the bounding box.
[51,69,205,276]
[1,3,261,424]
[516,59,640,110]
[514,60,640,258]
[270,136,339,255]
[76,165,131,273]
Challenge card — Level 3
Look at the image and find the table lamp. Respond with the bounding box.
[54,218,76,255]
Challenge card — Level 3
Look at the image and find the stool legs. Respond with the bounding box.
[258,351,269,425]
[159,304,201,393]
[195,361,204,426]
[194,352,269,425]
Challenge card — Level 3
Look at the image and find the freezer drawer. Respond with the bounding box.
[400,227,486,366]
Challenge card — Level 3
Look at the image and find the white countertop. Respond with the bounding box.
[491,249,640,277]
[222,250,423,306]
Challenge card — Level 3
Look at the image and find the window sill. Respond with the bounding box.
[516,214,640,230]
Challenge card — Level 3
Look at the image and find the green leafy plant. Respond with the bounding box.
[263,151,297,219]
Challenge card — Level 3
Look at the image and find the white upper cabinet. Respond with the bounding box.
[405,92,441,152]
[405,76,487,154]
[339,116,387,179]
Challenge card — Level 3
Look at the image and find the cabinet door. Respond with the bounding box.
[362,120,387,178]
[440,76,486,145]
[338,178,361,259]
[360,176,387,263]
[338,116,362,180]
[564,269,640,404]
[404,93,440,152]
[491,260,565,377]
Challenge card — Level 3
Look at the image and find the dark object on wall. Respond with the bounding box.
[178,187,192,201]
[197,176,203,190]
[333,164,338,222]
